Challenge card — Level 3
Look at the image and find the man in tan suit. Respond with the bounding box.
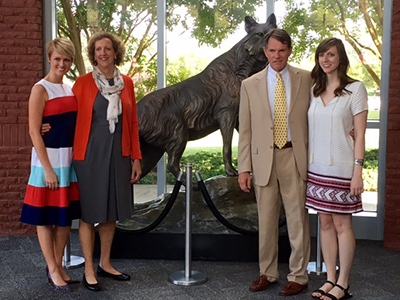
[238,28,311,296]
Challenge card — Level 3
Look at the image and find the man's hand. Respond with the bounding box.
[238,172,252,193]
[349,129,355,140]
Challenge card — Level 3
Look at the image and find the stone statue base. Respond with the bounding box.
[95,176,290,261]
[117,176,287,235]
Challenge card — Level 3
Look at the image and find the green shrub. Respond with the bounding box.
[363,168,378,191]
[138,148,379,191]
[363,148,378,191]
[180,151,237,178]
[137,151,238,185]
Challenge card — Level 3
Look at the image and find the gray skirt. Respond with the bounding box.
[74,92,133,224]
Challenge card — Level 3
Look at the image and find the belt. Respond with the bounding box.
[274,141,292,149]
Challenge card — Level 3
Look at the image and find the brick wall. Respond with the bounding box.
[384,0,400,249]
[0,0,43,235]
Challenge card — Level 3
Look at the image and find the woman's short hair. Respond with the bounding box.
[264,28,292,49]
[87,32,125,66]
[46,38,75,61]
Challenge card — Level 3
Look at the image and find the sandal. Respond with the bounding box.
[312,280,335,299]
[324,284,352,300]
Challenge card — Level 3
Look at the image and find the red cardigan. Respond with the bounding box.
[72,72,142,161]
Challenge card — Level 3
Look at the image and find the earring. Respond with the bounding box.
[94,60,98,66]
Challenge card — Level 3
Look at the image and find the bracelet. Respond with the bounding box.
[354,158,364,166]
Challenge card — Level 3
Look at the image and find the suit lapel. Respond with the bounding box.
[252,68,271,118]
[288,65,301,114]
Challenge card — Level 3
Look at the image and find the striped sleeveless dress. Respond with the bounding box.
[20,79,80,226]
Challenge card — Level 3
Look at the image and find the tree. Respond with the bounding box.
[135,54,209,100]
[280,0,382,88]
[57,0,263,86]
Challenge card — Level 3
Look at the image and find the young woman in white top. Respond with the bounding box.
[306,38,368,300]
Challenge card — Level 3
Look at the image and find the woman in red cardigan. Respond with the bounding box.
[73,32,142,291]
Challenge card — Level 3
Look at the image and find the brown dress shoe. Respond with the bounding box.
[249,275,277,292]
[279,281,308,296]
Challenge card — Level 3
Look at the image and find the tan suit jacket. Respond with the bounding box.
[238,64,311,185]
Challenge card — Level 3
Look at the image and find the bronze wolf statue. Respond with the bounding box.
[137,14,277,179]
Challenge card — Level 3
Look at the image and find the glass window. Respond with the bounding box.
[56,0,381,212]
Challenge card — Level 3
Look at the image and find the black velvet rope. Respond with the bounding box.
[119,171,284,236]
[195,173,258,236]
[118,176,183,234]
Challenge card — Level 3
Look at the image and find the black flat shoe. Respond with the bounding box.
[97,265,131,281]
[83,274,102,291]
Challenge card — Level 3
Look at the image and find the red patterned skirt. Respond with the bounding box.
[305,171,363,214]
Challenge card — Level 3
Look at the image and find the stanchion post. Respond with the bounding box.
[184,164,192,279]
[63,236,85,270]
[168,164,207,286]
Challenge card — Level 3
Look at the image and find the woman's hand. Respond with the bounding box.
[45,169,59,190]
[350,173,364,196]
[41,123,51,135]
[130,159,142,184]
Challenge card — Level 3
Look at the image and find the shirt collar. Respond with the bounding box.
[268,64,289,78]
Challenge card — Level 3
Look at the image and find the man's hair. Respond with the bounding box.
[264,29,292,49]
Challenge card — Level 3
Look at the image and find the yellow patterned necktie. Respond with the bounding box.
[274,72,287,149]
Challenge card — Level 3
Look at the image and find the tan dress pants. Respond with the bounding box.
[254,147,310,284]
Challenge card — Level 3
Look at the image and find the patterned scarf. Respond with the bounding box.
[92,66,124,133]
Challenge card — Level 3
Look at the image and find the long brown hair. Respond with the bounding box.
[311,38,356,97]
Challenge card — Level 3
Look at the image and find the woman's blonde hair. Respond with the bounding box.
[46,38,75,61]
[87,32,125,66]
